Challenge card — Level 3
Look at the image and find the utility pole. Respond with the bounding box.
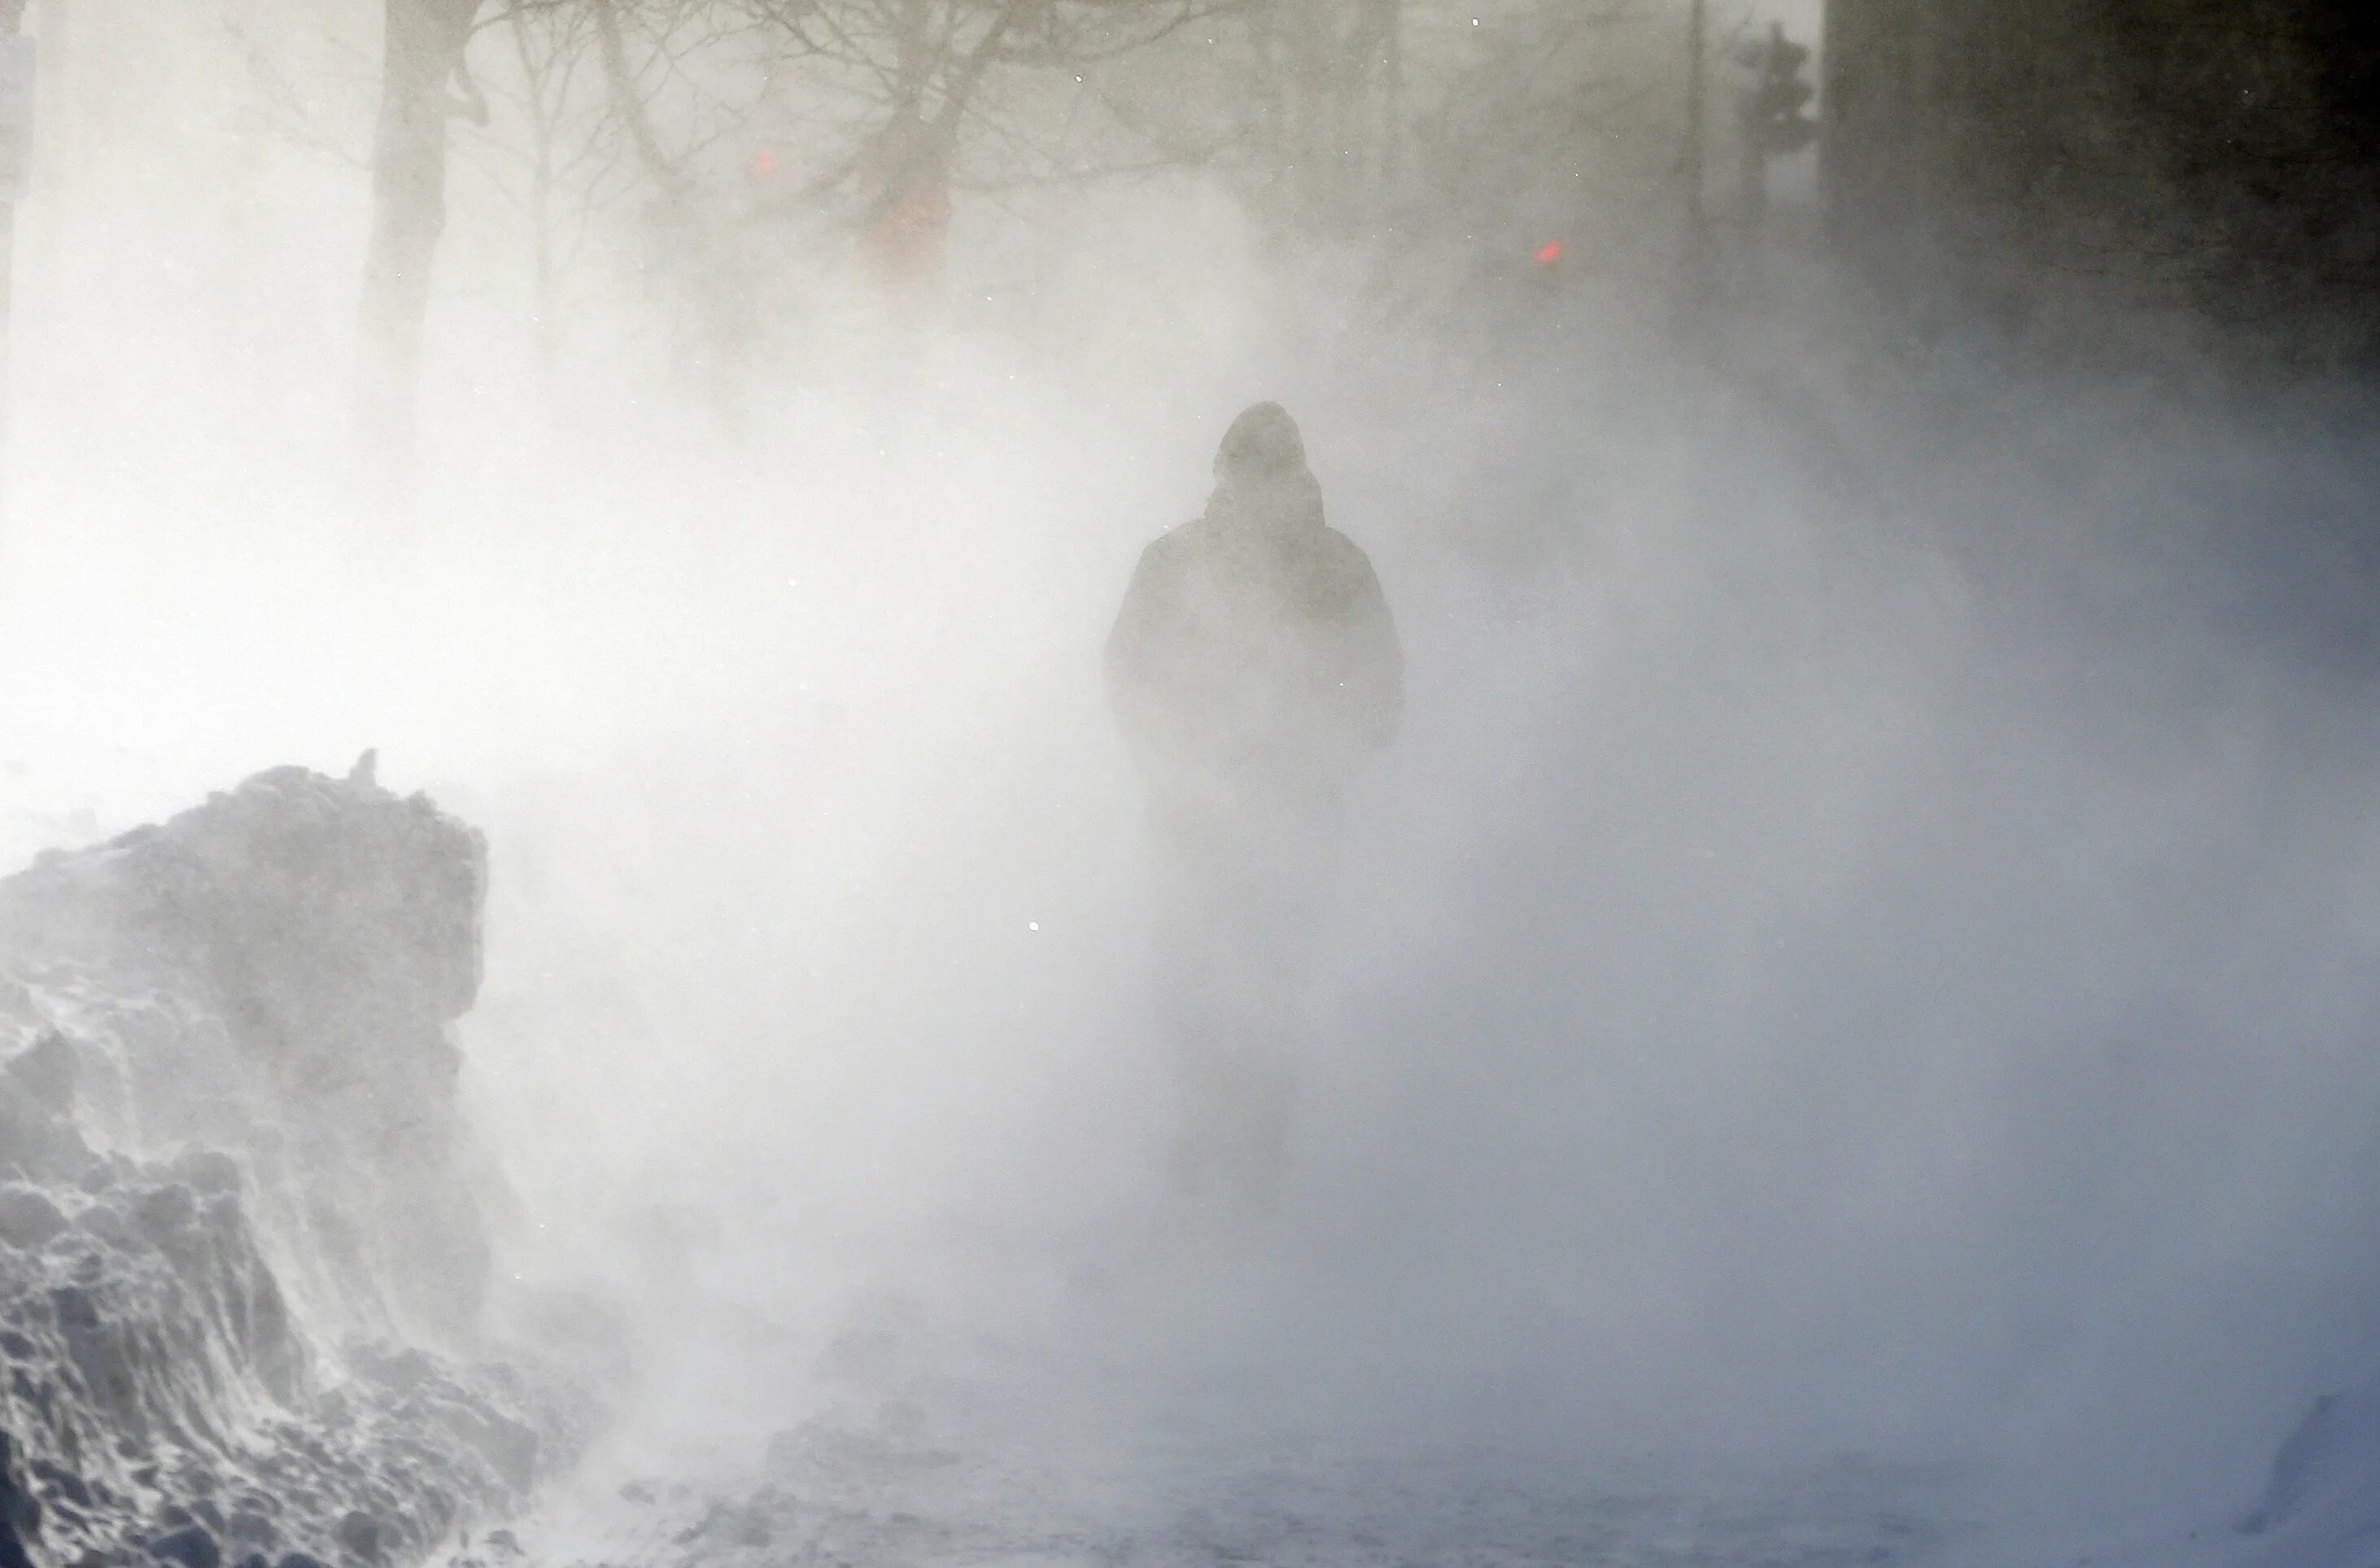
[1679,0,1712,330]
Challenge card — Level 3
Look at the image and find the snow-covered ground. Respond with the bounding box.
[483,1388,1986,1568]
[461,1358,2380,1568]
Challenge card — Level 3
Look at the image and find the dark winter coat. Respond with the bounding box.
[1105,465,1403,817]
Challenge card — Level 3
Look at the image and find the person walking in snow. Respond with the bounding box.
[1105,401,1403,1204]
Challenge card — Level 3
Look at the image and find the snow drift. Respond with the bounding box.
[0,766,570,1568]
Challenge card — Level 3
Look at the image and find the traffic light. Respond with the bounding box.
[1750,23,1817,155]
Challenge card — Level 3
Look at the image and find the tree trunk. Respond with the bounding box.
[358,0,479,484]
[512,18,561,395]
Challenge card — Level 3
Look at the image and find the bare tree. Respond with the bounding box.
[473,0,614,385]
[688,0,1250,260]
[469,0,1251,407]
[358,0,484,479]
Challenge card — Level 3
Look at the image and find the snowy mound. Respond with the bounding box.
[0,767,571,1568]
[2228,1381,2380,1564]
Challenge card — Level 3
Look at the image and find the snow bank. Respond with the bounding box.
[0,767,571,1568]
[2217,1380,2380,1565]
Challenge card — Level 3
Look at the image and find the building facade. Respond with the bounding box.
[1820,1,2380,359]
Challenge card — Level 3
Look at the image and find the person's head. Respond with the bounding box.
[1213,403,1307,487]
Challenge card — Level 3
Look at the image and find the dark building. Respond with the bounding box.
[1821,2,2380,360]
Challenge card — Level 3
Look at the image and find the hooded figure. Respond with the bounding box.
[1107,403,1402,812]
[1105,403,1404,1203]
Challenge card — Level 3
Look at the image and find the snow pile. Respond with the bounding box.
[2216,1381,2380,1565]
[0,767,570,1568]
[2060,1384,2380,1567]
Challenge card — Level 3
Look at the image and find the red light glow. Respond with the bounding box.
[1535,238,1564,266]
[751,149,780,177]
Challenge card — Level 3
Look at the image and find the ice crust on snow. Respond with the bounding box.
[0,767,567,1568]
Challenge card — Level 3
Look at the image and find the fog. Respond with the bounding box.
[7,4,2380,1562]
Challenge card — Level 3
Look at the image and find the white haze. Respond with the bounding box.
[8,9,2380,1561]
